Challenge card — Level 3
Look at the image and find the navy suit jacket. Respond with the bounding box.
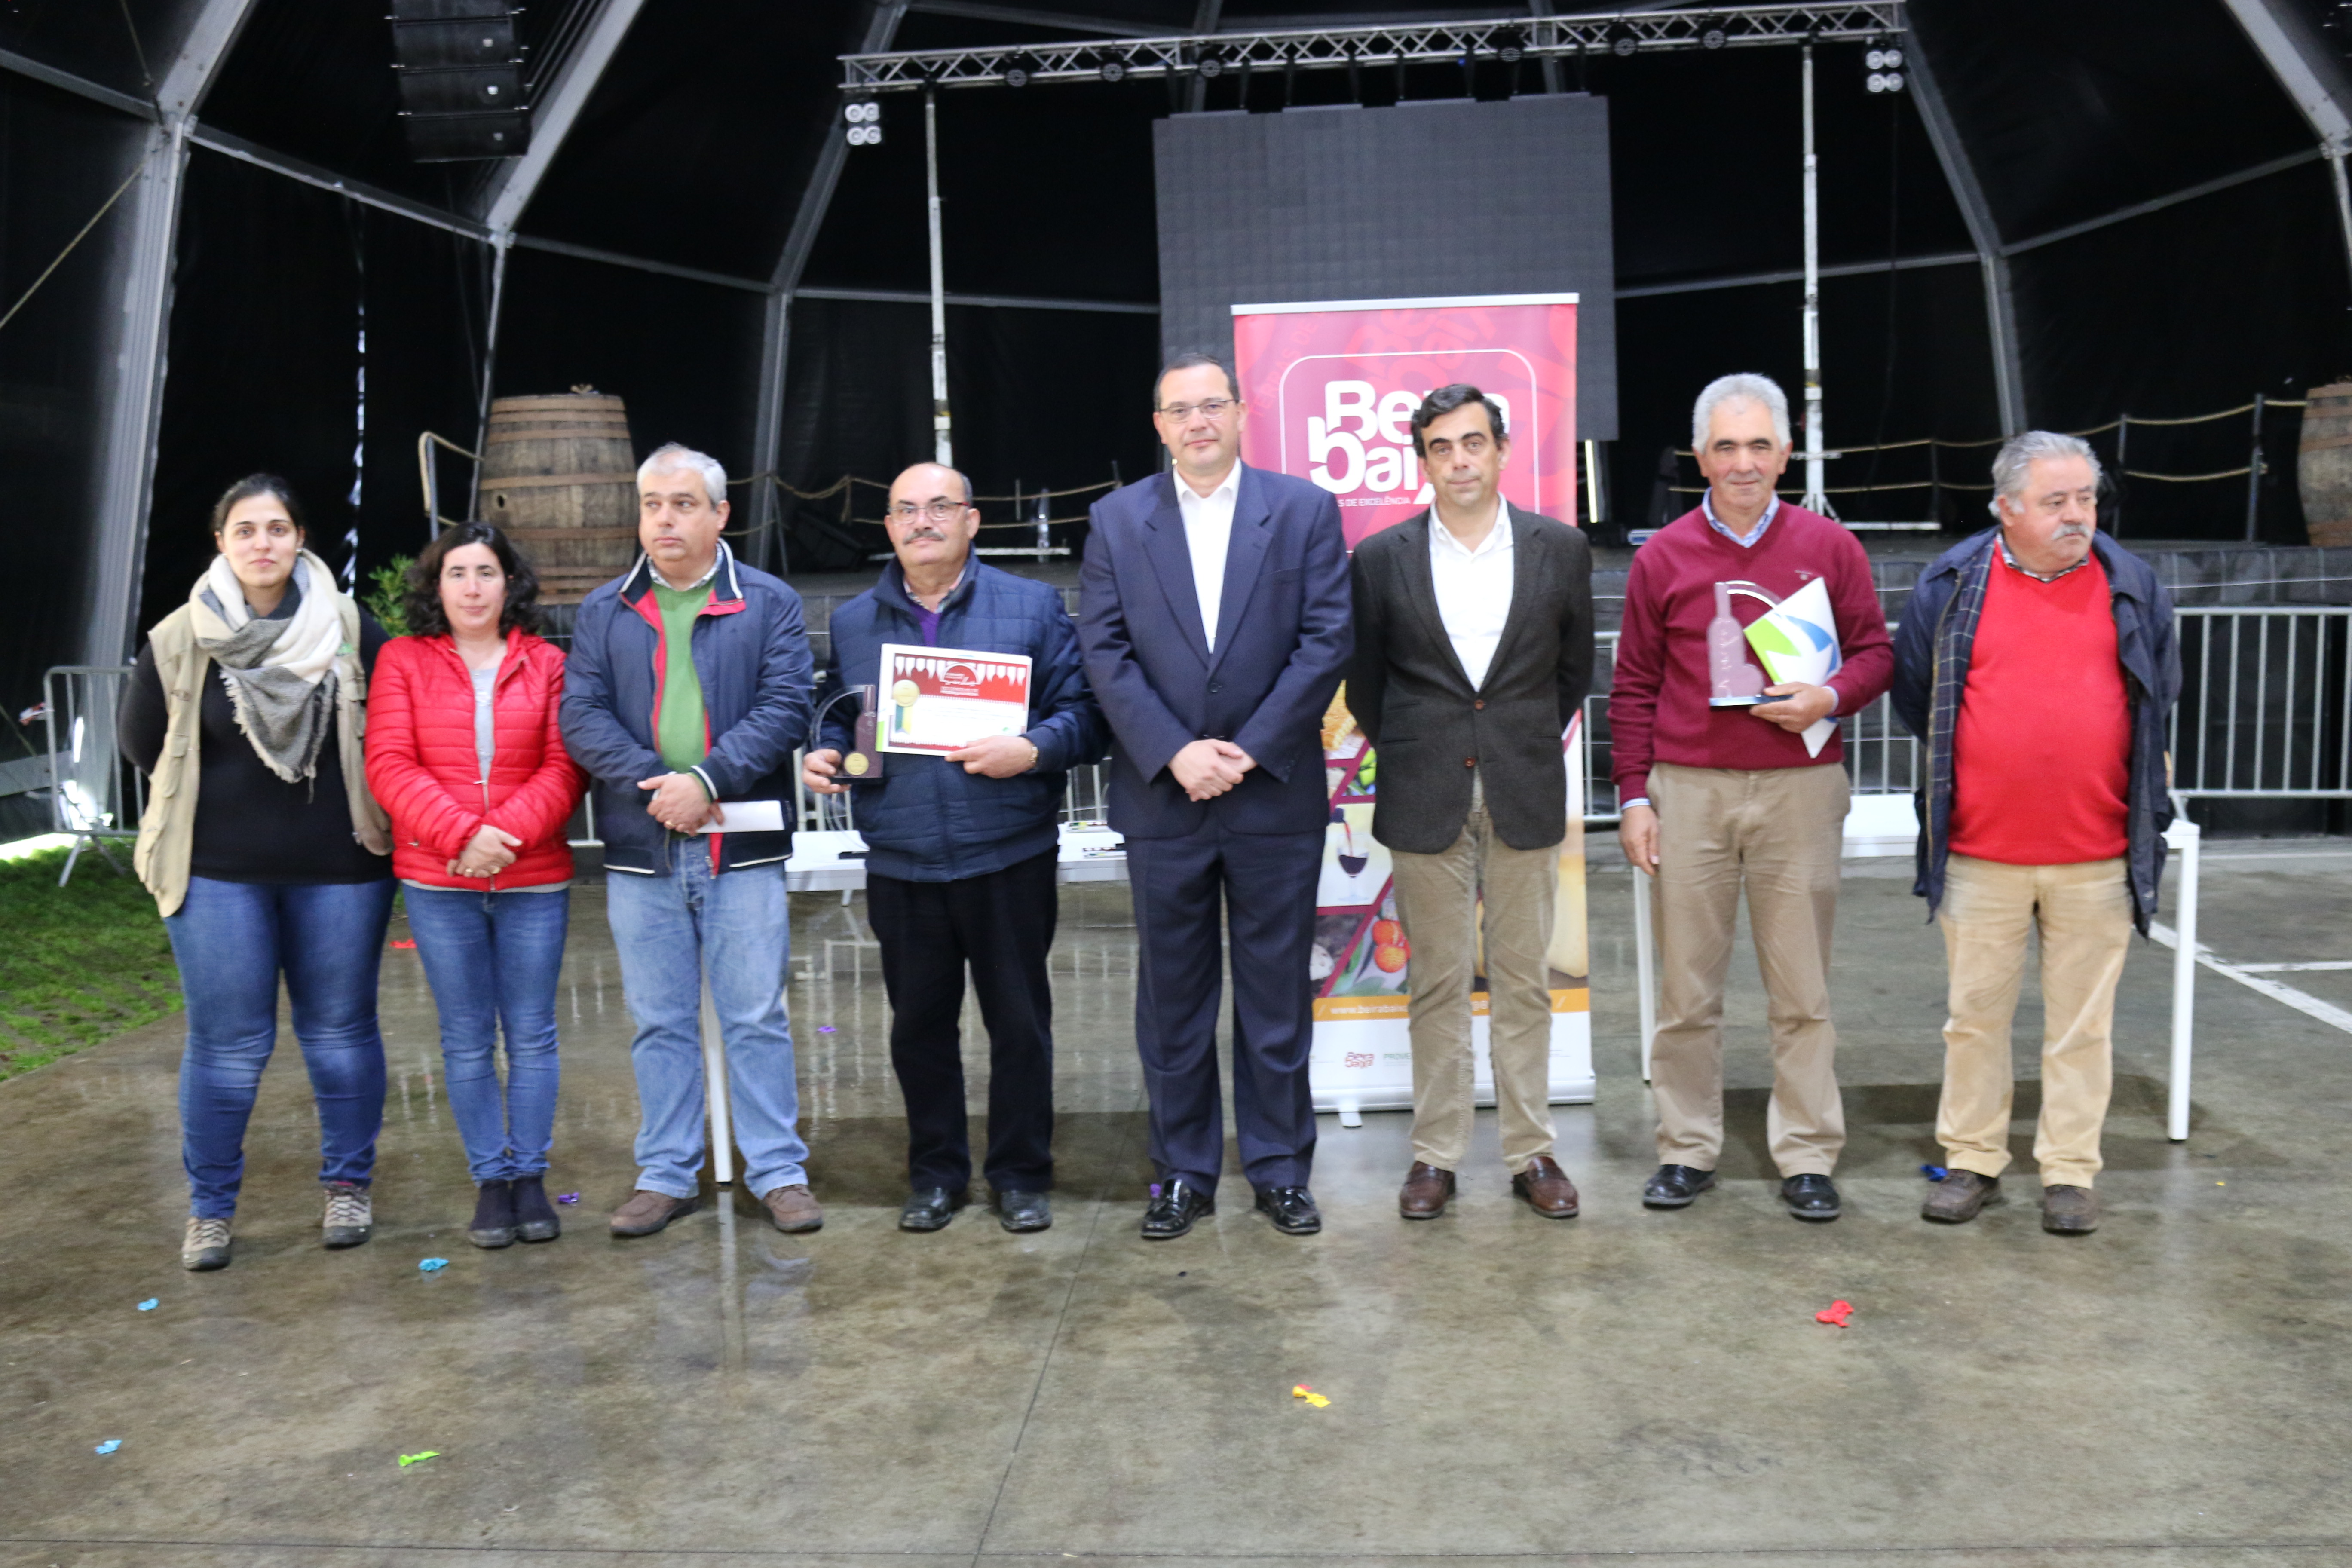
[1078,464,1352,841]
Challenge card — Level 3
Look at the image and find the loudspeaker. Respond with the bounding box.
[389,0,529,162]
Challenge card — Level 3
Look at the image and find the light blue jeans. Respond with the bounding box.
[402,885,568,1183]
[604,854,808,1198]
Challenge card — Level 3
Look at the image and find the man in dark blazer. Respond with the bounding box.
[1078,351,1353,1240]
[1347,385,1594,1222]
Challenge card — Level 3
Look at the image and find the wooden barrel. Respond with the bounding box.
[479,391,639,604]
[2297,382,2352,548]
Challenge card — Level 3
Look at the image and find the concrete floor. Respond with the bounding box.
[4,846,2350,1567]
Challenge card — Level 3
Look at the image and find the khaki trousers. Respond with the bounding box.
[1648,761,1850,1177]
[1936,853,2132,1188]
[1389,781,1560,1173]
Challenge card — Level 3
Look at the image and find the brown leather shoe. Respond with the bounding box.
[1511,1155,1580,1219]
[761,1183,824,1234]
[2041,1183,2100,1235]
[1398,1162,1456,1219]
[609,1189,698,1237]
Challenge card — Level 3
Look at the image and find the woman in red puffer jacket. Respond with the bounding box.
[365,522,583,1251]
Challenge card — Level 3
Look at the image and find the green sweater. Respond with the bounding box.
[651,580,710,782]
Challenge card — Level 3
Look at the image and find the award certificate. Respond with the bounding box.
[876,643,1032,756]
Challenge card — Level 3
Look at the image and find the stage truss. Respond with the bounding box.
[838,3,1906,93]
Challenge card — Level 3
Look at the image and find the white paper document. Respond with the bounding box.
[695,799,786,834]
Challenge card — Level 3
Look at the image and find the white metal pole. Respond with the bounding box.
[470,232,511,520]
[701,975,735,1185]
[2166,819,2201,1142]
[2329,146,2352,291]
[1799,43,1831,517]
[925,89,953,466]
[1633,866,1658,1082]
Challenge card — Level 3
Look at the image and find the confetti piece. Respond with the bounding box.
[1815,1299,1854,1328]
[398,1451,440,1467]
[418,1258,449,1273]
[389,939,417,950]
[556,1192,580,1205]
[1921,1164,1948,1181]
[817,1025,836,1033]
[94,1439,121,1455]
[136,1299,158,1312]
[1291,1384,1330,1408]
[1149,1183,1163,1199]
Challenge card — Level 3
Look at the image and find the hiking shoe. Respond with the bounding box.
[182,1215,233,1272]
[322,1182,374,1249]
[610,1190,699,1237]
[511,1175,560,1243]
[1923,1170,2003,1224]
[468,1180,518,1249]
[761,1184,824,1234]
[2042,1184,2101,1235]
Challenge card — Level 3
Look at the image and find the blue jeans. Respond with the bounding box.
[605,856,807,1198]
[166,876,397,1219]
[402,885,569,1183]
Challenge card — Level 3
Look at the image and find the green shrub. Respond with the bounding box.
[0,847,180,1080]
[364,555,414,638]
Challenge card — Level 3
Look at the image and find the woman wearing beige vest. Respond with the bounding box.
[118,475,393,1272]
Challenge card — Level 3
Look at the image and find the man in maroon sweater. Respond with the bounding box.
[1612,374,1893,1221]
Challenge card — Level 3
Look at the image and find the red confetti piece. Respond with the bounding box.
[389,939,416,950]
[1815,1299,1854,1327]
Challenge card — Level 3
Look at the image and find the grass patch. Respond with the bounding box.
[0,846,180,1081]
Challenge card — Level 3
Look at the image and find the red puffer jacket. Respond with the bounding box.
[364,630,583,889]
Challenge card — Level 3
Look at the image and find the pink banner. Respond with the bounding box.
[1232,295,1579,550]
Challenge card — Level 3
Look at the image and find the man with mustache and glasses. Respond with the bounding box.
[1078,350,1351,1241]
[1892,432,2179,1236]
[805,463,1106,1234]
[1610,374,1893,1223]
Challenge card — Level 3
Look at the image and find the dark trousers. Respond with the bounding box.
[1125,824,1323,1195]
[865,849,1058,1193]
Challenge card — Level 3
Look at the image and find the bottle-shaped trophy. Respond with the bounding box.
[842,683,885,779]
[1707,582,1770,707]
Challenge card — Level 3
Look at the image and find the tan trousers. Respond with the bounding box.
[1648,761,1850,1177]
[1389,781,1560,1173]
[1937,854,2132,1188]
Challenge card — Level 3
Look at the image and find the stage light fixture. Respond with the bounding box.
[843,99,882,144]
[1197,47,1225,78]
[1495,28,1525,64]
[1607,26,1640,58]
[1699,18,1729,50]
[1865,47,1904,70]
[1864,70,1905,93]
[1097,53,1128,83]
[1004,54,1035,87]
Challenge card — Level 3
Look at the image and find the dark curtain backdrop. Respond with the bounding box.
[774,296,1162,572]
[144,148,486,640]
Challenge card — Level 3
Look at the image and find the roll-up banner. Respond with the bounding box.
[1232,294,1592,1115]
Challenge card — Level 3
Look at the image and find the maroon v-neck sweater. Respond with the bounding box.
[1608,502,1894,802]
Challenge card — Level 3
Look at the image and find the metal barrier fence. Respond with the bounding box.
[2169,607,2352,799]
[39,666,142,885]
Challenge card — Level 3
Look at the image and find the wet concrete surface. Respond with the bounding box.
[3,849,2349,1565]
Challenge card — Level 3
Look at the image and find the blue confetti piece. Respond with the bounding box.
[94,1439,121,1455]
[555,1192,580,1204]
[137,1298,158,1311]
[1921,1164,1948,1181]
[816,1025,836,1033]
[418,1258,449,1272]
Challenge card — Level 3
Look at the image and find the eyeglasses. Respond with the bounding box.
[1155,398,1236,421]
[887,499,971,522]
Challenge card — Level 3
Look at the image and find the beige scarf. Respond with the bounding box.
[187,549,348,782]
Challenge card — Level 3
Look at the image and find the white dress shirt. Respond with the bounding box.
[1176,462,1242,652]
[1428,497,1515,690]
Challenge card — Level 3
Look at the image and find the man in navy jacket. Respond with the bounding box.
[805,462,1107,1235]
[562,443,819,1240]
[1078,352,1353,1240]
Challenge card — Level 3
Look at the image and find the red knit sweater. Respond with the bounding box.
[1609,503,1894,800]
[1949,551,2129,865]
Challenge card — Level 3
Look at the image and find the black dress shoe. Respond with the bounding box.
[1642,1164,1717,1208]
[995,1189,1051,1233]
[1781,1173,1843,1222]
[1255,1185,1322,1235]
[1141,1179,1214,1240]
[899,1186,968,1232]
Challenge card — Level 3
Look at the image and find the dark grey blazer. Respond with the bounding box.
[1346,505,1595,854]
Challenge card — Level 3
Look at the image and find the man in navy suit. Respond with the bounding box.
[1079,351,1353,1240]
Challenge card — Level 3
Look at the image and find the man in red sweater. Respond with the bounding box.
[1890,432,2180,1236]
[1612,374,1893,1222]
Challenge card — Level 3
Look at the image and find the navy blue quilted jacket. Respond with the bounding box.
[1891,529,2180,934]
[813,561,1108,882]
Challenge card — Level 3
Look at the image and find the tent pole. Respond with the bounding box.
[471,231,510,520]
[926,87,953,466]
[1799,43,1830,516]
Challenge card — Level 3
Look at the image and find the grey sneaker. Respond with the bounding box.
[182,1215,233,1272]
[322,1182,374,1249]
[1922,1169,2003,1224]
[2042,1184,2101,1235]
